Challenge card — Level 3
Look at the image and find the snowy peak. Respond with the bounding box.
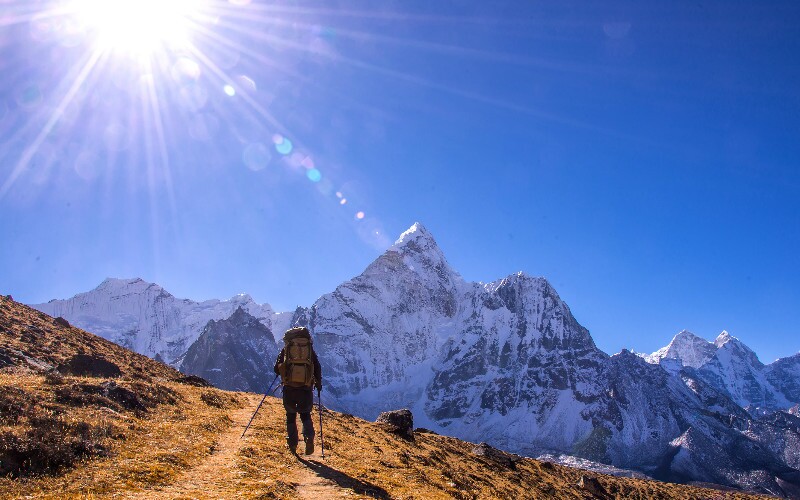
[367,223,463,289]
[32,279,278,365]
[95,277,169,296]
[644,328,788,408]
[645,330,716,368]
[713,331,762,367]
[714,330,733,348]
[389,222,446,261]
[392,221,433,248]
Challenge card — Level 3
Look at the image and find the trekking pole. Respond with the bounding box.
[317,387,325,459]
[241,374,279,439]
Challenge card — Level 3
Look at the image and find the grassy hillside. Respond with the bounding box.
[0,295,764,499]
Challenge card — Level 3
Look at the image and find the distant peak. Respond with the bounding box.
[388,222,444,257]
[393,222,431,246]
[645,329,716,368]
[99,277,149,288]
[714,330,733,348]
[95,278,168,296]
[673,330,704,342]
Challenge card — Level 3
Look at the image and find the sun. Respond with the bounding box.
[68,0,207,55]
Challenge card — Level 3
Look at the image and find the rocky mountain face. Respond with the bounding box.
[30,223,800,496]
[32,278,285,365]
[767,354,800,405]
[179,307,280,392]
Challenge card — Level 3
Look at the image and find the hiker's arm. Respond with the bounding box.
[273,348,285,375]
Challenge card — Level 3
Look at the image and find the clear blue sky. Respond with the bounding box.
[1,1,798,362]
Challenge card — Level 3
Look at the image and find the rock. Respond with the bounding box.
[174,374,213,387]
[53,317,70,328]
[375,409,414,440]
[43,369,65,385]
[414,427,438,435]
[472,442,522,469]
[58,354,122,378]
[100,380,145,412]
[540,461,555,470]
[577,475,606,497]
[0,348,16,368]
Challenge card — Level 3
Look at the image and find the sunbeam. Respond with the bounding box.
[0,46,105,199]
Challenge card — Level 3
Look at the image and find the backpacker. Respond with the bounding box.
[278,327,315,388]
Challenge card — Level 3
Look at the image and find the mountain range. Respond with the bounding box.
[3,295,763,499]
[32,222,800,497]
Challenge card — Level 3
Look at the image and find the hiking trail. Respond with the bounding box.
[294,462,347,499]
[122,393,350,499]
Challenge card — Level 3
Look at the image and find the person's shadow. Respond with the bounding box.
[297,457,390,499]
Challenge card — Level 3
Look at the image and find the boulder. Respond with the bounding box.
[375,409,414,440]
[58,354,121,378]
[577,475,606,497]
[53,317,71,328]
[472,442,522,469]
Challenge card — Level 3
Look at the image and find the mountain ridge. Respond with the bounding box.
[27,223,800,496]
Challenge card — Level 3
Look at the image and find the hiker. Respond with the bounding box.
[274,326,322,455]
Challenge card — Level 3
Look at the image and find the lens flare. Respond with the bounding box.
[242,142,271,171]
[306,168,321,182]
[273,134,293,155]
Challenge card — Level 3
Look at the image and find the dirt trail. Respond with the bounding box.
[122,394,351,499]
[122,394,261,499]
[294,463,347,499]
[292,450,389,500]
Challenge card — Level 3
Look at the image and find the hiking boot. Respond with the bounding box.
[287,440,298,455]
[304,436,314,455]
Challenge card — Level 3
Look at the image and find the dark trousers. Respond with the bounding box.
[283,386,314,446]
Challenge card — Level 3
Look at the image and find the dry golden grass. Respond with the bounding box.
[0,296,770,499]
[237,398,764,499]
[0,373,246,499]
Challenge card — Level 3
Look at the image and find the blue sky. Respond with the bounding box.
[1,0,798,362]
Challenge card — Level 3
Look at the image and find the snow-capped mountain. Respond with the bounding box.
[645,330,793,411]
[643,329,717,369]
[307,223,469,416]
[32,278,284,365]
[30,223,800,496]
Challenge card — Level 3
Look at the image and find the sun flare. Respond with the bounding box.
[68,0,206,55]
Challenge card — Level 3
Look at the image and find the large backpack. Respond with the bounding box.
[279,327,315,388]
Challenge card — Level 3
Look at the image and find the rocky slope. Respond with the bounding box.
[179,306,280,393]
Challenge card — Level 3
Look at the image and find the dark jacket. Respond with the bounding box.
[274,347,322,390]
